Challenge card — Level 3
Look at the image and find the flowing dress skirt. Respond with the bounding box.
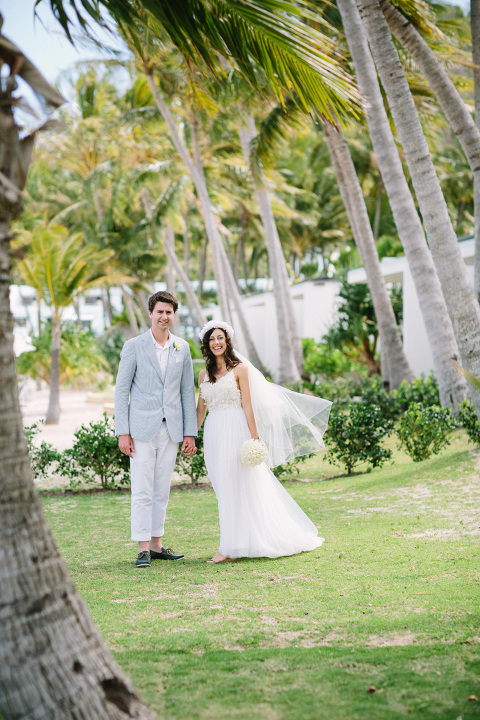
[203,407,324,558]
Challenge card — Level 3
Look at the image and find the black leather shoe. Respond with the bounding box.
[150,546,185,561]
[135,551,151,568]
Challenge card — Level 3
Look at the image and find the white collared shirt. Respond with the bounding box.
[151,329,173,381]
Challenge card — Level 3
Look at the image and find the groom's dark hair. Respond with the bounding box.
[148,290,178,313]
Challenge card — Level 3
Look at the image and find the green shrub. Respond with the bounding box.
[325,403,394,475]
[305,377,358,408]
[302,338,359,380]
[397,403,456,462]
[96,328,128,380]
[360,376,398,421]
[457,399,480,445]
[59,413,130,489]
[393,374,440,413]
[175,425,208,485]
[272,453,312,482]
[24,421,61,479]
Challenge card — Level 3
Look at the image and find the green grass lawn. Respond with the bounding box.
[40,430,480,720]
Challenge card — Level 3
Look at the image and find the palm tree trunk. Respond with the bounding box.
[183,210,190,278]
[145,69,231,318]
[198,234,208,298]
[45,315,61,424]
[238,118,302,383]
[0,92,159,720]
[471,0,480,300]
[357,0,480,418]
[338,0,467,411]
[121,287,139,336]
[165,252,181,336]
[324,122,414,389]
[144,69,266,372]
[380,0,480,304]
[164,224,207,327]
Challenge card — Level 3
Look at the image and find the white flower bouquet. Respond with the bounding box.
[240,438,268,467]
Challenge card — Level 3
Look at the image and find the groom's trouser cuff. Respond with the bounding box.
[130,423,179,541]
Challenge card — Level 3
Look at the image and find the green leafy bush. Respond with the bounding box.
[397,403,456,462]
[305,377,358,408]
[96,328,128,380]
[325,403,394,475]
[272,453,313,482]
[302,338,360,380]
[457,399,480,444]
[175,425,208,485]
[360,376,398,421]
[24,422,61,479]
[394,374,440,414]
[59,413,130,488]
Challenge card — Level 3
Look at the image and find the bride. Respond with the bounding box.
[196,320,332,563]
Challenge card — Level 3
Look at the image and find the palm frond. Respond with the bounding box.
[38,0,361,120]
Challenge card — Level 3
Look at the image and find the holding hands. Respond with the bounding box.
[182,436,197,456]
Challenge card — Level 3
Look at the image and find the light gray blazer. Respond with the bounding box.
[114,330,197,443]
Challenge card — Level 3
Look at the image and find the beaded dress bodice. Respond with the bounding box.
[200,369,242,412]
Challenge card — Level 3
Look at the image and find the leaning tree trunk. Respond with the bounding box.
[238,118,302,383]
[323,122,414,389]
[121,286,139,336]
[164,224,207,327]
[45,314,61,424]
[144,69,230,318]
[379,0,480,305]
[472,0,480,300]
[0,52,159,719]
[357,0,480,419]
[338,0,467,411]
[144,68,267,373]
[165,251,181,336]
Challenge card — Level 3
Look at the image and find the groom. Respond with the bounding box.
[115,290,197,568]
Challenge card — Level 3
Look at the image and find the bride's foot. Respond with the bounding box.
[207,552,238,564]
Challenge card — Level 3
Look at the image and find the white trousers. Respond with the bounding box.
[130,422,179,541]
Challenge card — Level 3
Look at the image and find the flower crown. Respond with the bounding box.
[198,320,235,342]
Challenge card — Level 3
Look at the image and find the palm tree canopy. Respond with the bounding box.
[38,0,360,122]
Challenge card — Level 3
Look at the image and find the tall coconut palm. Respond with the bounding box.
[337,0,467,410]
[378,0,480,303]
[323,122,414,388]
[16,222,124,422]
[356,0,480,420]
[238,117,302,382]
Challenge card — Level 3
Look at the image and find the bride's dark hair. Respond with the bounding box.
[201,327,239,383]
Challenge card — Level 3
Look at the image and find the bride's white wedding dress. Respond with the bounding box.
[201,369,325,559]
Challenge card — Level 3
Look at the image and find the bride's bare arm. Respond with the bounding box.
[196,369,207,430]
[235,364,259,439]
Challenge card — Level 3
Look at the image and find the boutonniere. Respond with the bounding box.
[173,341,181,352]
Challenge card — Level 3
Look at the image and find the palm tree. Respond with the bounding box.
[323,121,414,388]
[356,0,480,420]
[337,0,467,410]
[238,116,302,382]
[378,0,480,304]
[16,222,122,423]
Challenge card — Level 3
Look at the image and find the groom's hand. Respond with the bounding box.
[181,436,196,456]
[119,434,135,458]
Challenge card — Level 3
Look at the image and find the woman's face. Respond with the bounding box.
[209,329,227,357]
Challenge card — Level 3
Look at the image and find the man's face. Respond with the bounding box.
[150,301,175,331]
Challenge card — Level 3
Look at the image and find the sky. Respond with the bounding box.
[0,0,127,85]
